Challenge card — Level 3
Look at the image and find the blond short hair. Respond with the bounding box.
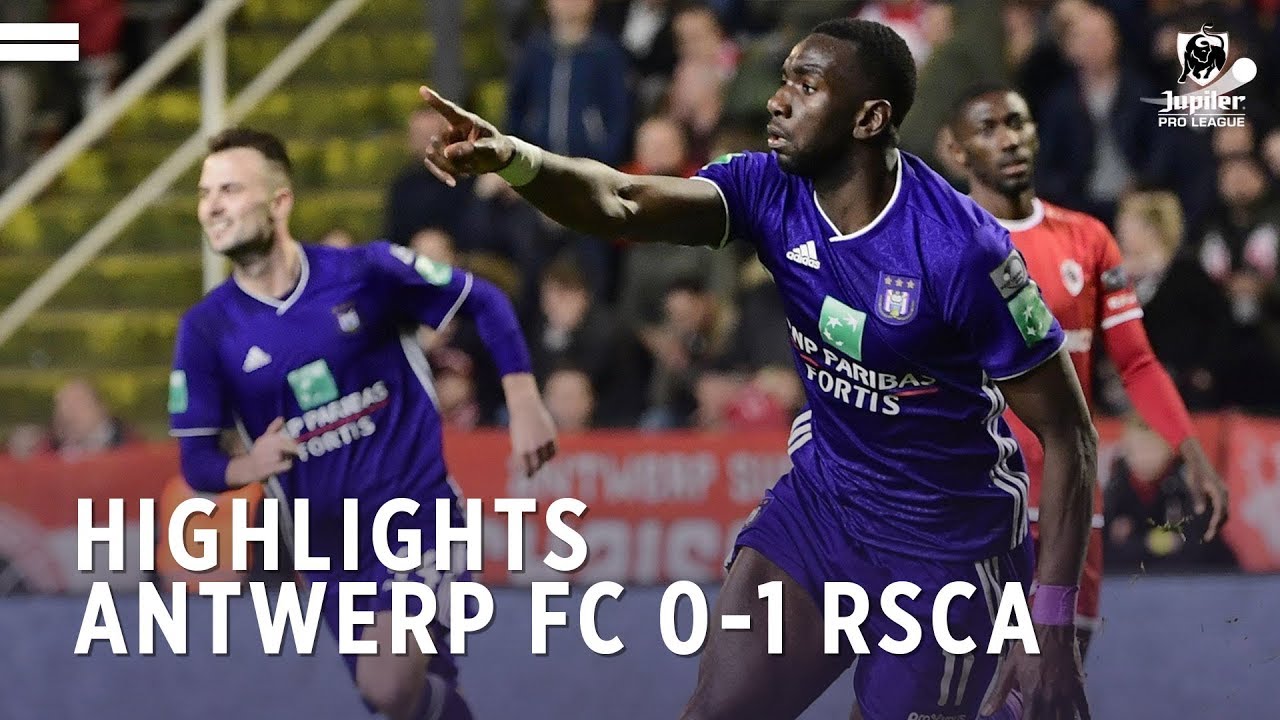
[1118,191,1184,255]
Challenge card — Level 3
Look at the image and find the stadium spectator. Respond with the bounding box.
[318,227,355,249]
[1212,121,1257,160]
[598,0,677,115]
[409,226,458,266]
[406,226,509,425]
[52,0,125,126]
[383,108,476,247]
[1104,191,1228,411]
[1034,3,1165,226]
[505,0,633,166]
[431,347,482,430]
[1192,153,1280,412]
[543,366,596,431]
[898,0,1004,175]
[665,3,739,161]
[527,256,645,426]
[855,0,949,68]
[639,274,738,429]
[4,424,48,460]
[1103,416,1238,573]
[1262,127,1280,181]
[48,377,133,461]
[615,116,737,329]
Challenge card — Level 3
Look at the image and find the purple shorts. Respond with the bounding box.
[731,469,1034,720]
[308,492,473,684]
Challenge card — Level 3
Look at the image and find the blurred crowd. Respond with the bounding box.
[373,0,1280,436]
[0,0,199,184]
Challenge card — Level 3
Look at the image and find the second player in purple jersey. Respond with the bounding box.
[170,127,558,720]
[172,240,511,559]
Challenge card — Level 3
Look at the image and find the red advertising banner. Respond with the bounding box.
[441,430,794,585]
[1219,414,1280,572]
[0,443,176,592]
[0,413,1271,592]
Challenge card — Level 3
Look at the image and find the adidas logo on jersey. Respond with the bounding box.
[242,346,272,373]
[786,240,821,269]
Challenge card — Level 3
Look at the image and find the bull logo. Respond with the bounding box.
[1177,24,1228,87]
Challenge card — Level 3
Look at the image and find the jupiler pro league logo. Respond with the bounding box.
[1178,24,1227,86]
[1145,23,1256,127]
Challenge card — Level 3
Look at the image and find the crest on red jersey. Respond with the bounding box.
[1060,259,1084,297]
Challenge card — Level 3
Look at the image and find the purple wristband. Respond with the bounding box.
[1032,584,1078,626]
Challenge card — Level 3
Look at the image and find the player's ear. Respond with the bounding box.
[852,99,892,142]
[939,125,967,170]
[271,185,294,221]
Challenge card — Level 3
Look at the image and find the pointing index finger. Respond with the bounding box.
[419,85,469,124]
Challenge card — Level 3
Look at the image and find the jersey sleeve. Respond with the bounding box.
[364,240,474,330]
[946,223,1066,380]
[692,151,777,249]
[1092,221,1144,331]
[169,312,232,437]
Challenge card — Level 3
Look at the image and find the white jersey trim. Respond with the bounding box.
[232,242,312,316]
[994,198,1045,233]
[1100,307,1144,330]
[434,272,473,334]
[988,333,1068,382]
[689,176,732,248]
[787,410,813,455]
[400,331,441,411]
[820,148,904,242]
[982,378,1029,548]
[169,427,221,437]
[1029,507,1106,529]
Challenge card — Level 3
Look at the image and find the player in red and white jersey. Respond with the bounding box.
[946,85,1229,658]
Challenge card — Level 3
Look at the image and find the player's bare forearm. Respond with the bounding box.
[998,348,1097,586]
[415,85,725,248]
[513,153,726,246]
[224,454,265,489]
[1034,411,1096,586]
[501,372,540,403]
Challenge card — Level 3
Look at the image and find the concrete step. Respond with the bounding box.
[0,309,179,371]
[0,253,203,312]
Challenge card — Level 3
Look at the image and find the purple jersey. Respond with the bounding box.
[168,241,469,553]
[696,151,1065,561]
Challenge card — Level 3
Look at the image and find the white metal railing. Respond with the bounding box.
[0,0,371,348]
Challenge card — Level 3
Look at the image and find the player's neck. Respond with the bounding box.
[813,145,897,236]
[971,185,1037,223]
[232,236,302,300]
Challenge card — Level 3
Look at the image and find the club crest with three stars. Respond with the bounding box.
[875,272,920,325]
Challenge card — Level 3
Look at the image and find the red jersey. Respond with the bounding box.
[998,199,1191,528]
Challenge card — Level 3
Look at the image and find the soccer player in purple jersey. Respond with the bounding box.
[169,128,558,720]
[416,17,1095,720]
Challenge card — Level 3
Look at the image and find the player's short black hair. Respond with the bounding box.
[207,126,293,181]
[811,18,917,137]
[948,82,1021,131]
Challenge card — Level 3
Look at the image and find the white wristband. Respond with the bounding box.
[497,137,544,186]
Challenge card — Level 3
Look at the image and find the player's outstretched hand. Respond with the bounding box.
[247,417,299,481]
[418,85,516,188]
[1179,438,1229,542]
[983,624,1089,720]
[502,373,558,477]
